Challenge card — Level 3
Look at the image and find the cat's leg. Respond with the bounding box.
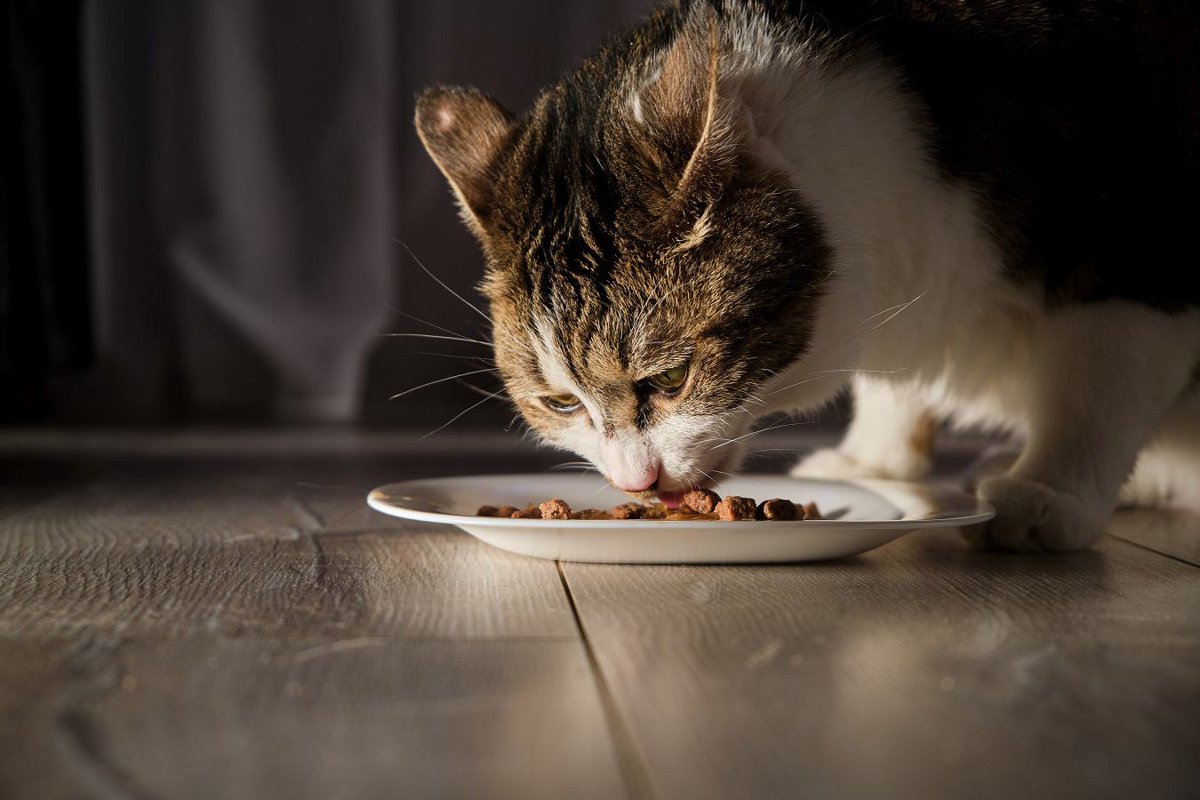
[1119,384,1200,512]
[980,304,1200,551]
[791,376,936,481]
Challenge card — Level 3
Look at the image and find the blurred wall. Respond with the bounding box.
[36,0,657,426]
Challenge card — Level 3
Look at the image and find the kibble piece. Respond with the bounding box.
[539,498,572,520]
[476,505,499,517]
[682,488,722,514]
[640,503,669,520]
[756,498,798,521]
[611,502,643,520]
[715,495,757,521]
[510,505,541,519]
[496,505,520,518]
[666,511,719,521]
[572,508,613,520]
[801,501,823,521]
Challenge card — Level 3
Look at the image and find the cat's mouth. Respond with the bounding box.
[622,454,734,508]
[655,489,690,509]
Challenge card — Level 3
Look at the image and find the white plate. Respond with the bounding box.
[367,474,994,564]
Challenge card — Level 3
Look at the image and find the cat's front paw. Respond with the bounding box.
[977,476,1107,552]
[791,447,929,481]
[790,448,874,480]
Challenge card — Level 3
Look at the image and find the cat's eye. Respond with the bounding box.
[645,363,689,394]
[542,393,582,414]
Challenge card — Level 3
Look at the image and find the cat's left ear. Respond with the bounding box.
[637,8,751,217]
[415,86,516,237]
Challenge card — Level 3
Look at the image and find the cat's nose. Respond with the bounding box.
[613,465,659,493]
[600,437,660,492]
[612,467,658,493]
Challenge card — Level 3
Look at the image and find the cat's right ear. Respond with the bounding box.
[415,87,516,237]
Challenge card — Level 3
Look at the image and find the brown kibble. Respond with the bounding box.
[510,505,541,519]
[539,498,572,520]
[611,503,643,520]
[640,503,669,519]
[476,505,499,517]
[715,496,757,521]
[666,511,718,521]
[572,508,613,520]
[497,505,520,518]
[756,498,798,521]
[682,488,721,514]
[801,502,823,520]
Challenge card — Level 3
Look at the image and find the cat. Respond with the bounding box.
[414,0,1200,551]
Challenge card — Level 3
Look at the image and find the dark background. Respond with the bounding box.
[2,0,661,430]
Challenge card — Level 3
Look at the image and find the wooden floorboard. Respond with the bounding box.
[0,470,577,639]
[2,431,1198,799]
[0,455,630,799]
[562,530,1200,800]
[0,636,627,800]
[1108,508,1200,568]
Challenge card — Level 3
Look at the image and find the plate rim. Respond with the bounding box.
[366,473,995,531]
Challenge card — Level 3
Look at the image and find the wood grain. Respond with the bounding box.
[1108,508,1200,567]
[3,432,1198,800]
[0,637,627,800]
[0,471,577,639]
[563,531,1200,800]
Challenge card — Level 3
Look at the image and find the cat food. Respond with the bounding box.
[611,502,644,520]
[538,498,572,520]
[476,494,821,522]
[682,488,722,514]
[756,498,798,521]
[715,495,758,521]
[511,504,541,519]
[572,508,613,520]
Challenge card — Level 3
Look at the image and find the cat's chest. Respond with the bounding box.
[862,286,1044,436]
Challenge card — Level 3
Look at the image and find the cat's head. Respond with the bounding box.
[415,9,832,500]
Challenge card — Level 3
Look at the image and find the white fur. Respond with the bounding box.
[533,4,1200,536]
[704,4,1200,549]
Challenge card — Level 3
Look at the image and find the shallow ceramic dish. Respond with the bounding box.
[367,474,994,564]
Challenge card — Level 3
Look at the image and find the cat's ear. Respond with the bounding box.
[415,87,516,236]
[638,8,748,213]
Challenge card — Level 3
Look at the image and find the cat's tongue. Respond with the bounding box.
[656,490,688,509]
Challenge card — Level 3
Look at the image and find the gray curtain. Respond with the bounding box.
[64,0,656,424]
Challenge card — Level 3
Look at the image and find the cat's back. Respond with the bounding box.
[765,0,1200,309]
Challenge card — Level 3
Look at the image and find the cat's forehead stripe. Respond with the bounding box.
[532,313,579,395]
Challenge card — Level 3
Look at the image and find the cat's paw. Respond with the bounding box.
[792,443,931,482]
[960,444,1022,493]
[977,476,1107,552]
[790,448,873,480]
[791,447,929,481]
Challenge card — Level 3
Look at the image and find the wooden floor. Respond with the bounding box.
[1,428,1198,800]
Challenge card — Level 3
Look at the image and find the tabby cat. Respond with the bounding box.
[415,0,1199,550]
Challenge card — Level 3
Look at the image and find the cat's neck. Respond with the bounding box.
[739,48,1027,398]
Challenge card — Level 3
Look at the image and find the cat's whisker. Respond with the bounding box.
[704,419,815,451]
[381,332,492,346]
[395,238,494,325]
[859,291,928,333]
[414,351,497,365]
[419,388,507,440]
[455,379,508,400]
[760,293,927,402]
[389,368,498,400]
[393,310,484,342]
[765,367,907,398]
